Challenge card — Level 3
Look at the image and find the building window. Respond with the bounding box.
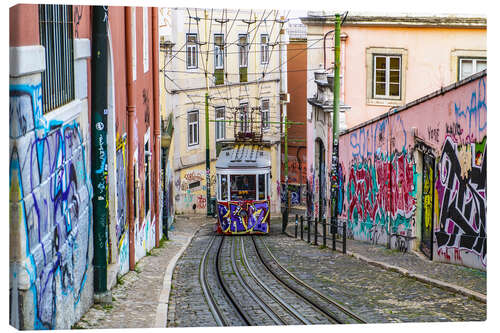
[261,34,269,64]
[459,58,486,80]
[239,102,249,133]
[214,34,224,69]
[373,55,401,99]
[38,4,75,113]
[186,33,198,69]
[239,34,249,68]
[143,7,149,73]
[188,110,199,146]
[261,99,270,129]
[215,107,225,141]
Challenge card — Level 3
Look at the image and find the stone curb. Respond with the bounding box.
[284,230,486,304]
[153,221,212,328]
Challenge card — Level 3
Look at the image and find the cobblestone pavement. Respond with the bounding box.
[284,219,487,297]
[168,220,485,326]
[73,215,208,329]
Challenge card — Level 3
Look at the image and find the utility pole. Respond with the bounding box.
[279,15,289,233]
[90,5,110,303]
[204,9,212,217]
[331,13,341,240]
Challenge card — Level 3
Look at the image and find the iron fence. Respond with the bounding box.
[292,213,348,254]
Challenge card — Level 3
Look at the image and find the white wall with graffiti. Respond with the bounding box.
[9,42,94,329]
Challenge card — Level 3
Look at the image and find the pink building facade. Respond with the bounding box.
[338,71,486,270]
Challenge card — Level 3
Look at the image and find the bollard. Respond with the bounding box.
[323,218,326,247]
[295,214,298,238]
[332,217,336,252]
[307,216,311,243]
[314,218,318,245]
[343,220,347,254]
[300,216,304,240]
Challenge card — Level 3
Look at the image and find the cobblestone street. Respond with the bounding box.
[165,219,486,327]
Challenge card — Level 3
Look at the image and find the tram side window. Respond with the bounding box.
[258,174,265,200]
[220,174,228,200]
[230,175,256,200]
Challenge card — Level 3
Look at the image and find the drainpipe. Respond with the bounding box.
[152,7,160,247]
[91,5,111,302]
[125,7,136,271]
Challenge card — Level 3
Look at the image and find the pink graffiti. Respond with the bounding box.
[197,195,206,209]
[348,153,416,221]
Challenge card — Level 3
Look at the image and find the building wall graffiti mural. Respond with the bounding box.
[9,81,93,329]
[115,134,128,275]
[338,72,486,270]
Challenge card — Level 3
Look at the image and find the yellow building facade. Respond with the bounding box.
[160,8,286,214]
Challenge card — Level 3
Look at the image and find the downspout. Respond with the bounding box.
[152,7,160,247]
[125,7,137,271]
[91,5,111,302]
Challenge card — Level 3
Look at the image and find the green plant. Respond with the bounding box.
[117,275,124,285]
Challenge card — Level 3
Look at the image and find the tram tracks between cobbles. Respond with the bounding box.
[200,233,367,326]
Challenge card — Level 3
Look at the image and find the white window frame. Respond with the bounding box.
[373,55,401,100]
[458,57,487,81]
[187,110,199,146]
[239,102,249,133]
[143,7,149,73]
[186,33,198,69]
[214,33,224,70]
[261,98,270,130]
[239,34,248,68]
[215,106,225,141]
[260,34,269,65]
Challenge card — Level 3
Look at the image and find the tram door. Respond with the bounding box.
[420,152,435,259]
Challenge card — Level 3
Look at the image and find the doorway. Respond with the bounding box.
[420,152,435,259]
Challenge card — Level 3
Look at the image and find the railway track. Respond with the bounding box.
[199,233,366,326]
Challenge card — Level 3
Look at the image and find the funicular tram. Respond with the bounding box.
[215,144,271,234]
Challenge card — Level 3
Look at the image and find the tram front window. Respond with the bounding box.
[220,174,228,200]
[230,175,256,200]
[258,174,266,200]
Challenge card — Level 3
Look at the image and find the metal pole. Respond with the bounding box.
[332,217,336,251]
[307,216,311,243]
[330,13,341,251]
[314,217,318,245]
[90,5,109,298]
[323,218,326,247]
[295,214,298,238]
[300,215,304,240]
[343,220,347,254]
[205,92,211,216]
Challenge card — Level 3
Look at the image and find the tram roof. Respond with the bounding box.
[216,144,271,170]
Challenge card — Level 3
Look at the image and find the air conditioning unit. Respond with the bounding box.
[280,93,290,104]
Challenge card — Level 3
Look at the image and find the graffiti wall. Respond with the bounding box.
[339,72,486,270]
[9,78,94,328]
[115,134,129,276]
[174,167,208,214]
[217,200,270,234]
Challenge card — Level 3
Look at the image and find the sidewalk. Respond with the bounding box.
[284,222,486,303]
[73,214,213,329]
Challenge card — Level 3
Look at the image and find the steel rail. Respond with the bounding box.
[215,236,252,325]
[239,236,311,324]
[199,235,227,326]
[230,237,285,325]
[253,236,367,324]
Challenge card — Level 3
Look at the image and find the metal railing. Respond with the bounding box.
[293,214,347,254]
[39,4,75,114]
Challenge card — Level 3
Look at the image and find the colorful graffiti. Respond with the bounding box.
[10,83,92,329]
[217,200,269,234]
[346,150,418,242]
[435,136,486,266]
[115,134,128,275]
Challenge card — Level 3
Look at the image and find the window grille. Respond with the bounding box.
[38,4,75,114]
[239,103,249,133]
[261,99,270,129]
